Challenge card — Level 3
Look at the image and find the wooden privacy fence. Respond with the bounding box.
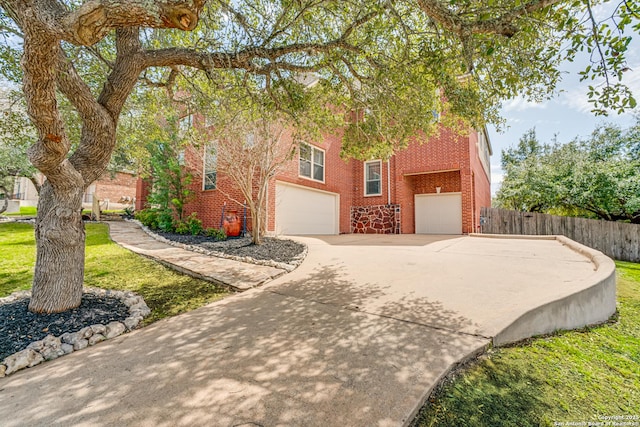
[480,207,640,262]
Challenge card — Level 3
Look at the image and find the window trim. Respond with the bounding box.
[298,143,325,183]
[202,142,217,191]
[364,159,383,197]
[178,114,192,139]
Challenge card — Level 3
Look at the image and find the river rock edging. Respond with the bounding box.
[0,287,150,378]
[130,219,308,272]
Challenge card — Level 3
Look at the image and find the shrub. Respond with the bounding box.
[157,209,175,232]
[174,220,189,234]
[205,227,227,241]
[122,206,135,219]
[135,209,159,230]
[185,213,203,235]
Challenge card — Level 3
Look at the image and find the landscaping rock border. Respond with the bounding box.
[0,287,150,378]
[130,219,308,272]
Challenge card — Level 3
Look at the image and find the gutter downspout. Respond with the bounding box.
[387,159,391,205]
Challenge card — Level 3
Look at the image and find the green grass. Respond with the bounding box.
[2,206,37,217]
[81,209,126,215]
[0,222,229,324]
[413,261,640,426]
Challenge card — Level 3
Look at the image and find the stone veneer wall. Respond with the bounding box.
[351,204,400,234]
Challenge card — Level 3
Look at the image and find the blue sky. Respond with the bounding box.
[487,65,640,195]
[488,5,640,195]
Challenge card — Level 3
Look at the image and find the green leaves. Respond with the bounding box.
[1,0,640,173]
[496,120,640,223]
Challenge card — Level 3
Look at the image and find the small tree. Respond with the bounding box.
[213,113,296,245]
[147,143,192,221]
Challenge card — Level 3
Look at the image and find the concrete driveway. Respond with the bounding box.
[0,234,615,427]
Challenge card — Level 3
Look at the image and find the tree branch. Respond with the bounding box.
[98,27,144,119]
[61,0,205,46]
[415,0,563,37]
[69,28,144,184]
[55,50,107,125]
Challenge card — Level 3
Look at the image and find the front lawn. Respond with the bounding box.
[0,222,229,324]
[2,206,37,217]
[413,261,640,426]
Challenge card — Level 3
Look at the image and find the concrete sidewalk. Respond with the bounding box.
[108,221,287,291]
[0,230,615,427]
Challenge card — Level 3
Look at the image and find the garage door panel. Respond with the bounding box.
[415,193,462,234]
[276,183,338,235]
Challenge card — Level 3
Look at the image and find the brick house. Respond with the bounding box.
[137,121,491,235]
[14,171,137,210]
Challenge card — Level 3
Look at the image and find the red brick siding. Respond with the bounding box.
[392,126,476,233]
[135,178,151,211]
[468,131,492,232]
[410,171,461,194]
[183,145,249,230]
[94,172,137,204]
[138,123,491,235]
[268,130,354,234]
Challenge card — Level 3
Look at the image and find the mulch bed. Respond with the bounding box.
[156,232,306,264]
[0,294,129,360]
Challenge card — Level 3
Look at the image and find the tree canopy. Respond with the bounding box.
[496,120,640,223]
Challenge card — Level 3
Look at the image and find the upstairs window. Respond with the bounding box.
[477,129,491,178]
[299,143,325,182]
[203,143,217,190]
[178,114,192,138]
[365,160,382,196]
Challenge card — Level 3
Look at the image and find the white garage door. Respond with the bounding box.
[275,182,339,235]
[415,193,462,234]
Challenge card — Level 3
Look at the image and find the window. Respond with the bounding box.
[365,160,382,196]
[476,129,491,178]
[245,133,255,148]
[203,143,217,190]
[299,143,324,182]
[178,114,192,138]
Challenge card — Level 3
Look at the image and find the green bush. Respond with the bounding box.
[157,210,175,232]
[205,227,227,241]
[185,213,203,235]
[123,206,135,218]
[173,213,203,235]
[135,208,176,232]
[135,209,159,230]
[174,220,189,234]
[136,210,209,237]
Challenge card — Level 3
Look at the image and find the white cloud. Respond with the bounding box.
[560,64,640,114]
[502,97,547,113]
[560,88,592,114]
[490,166,504,196]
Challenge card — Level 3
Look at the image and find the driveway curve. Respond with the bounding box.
[0,234,615,427]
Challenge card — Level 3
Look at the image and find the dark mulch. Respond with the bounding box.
[0,293,129,360]
[156,232,306,264]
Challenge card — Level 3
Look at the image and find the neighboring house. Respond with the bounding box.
[138,122,492,235]
[14,171,137,210]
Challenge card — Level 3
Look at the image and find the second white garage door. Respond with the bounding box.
[415,193,462,234]
[275,182,339,235]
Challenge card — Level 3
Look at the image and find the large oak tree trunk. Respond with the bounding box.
[1,1,203,314]
[29,181,86,313]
